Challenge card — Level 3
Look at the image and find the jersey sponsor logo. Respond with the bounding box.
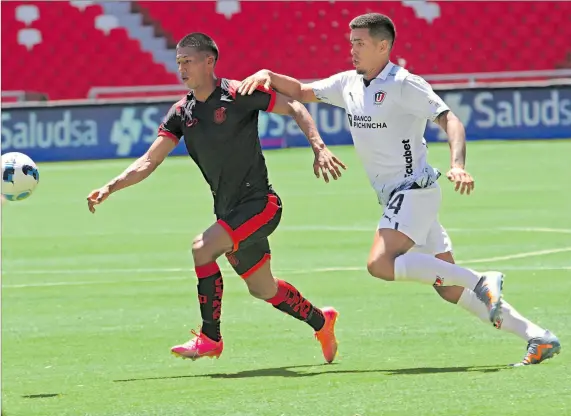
[402,139,414,177]
[347,114,387,129]
[374,90,387,105]
[214,107,227,124]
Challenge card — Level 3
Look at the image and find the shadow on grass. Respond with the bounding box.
[21,393,61,399]
[114,363,508,382]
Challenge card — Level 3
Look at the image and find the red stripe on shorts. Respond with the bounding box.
[218,194,279,252]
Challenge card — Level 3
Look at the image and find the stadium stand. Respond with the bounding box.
[1,1,178,100]
[2,1,571,101]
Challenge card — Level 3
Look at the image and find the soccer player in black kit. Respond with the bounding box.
[86,33,346,363]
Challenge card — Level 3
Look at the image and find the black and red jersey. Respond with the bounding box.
[158,78,277,216]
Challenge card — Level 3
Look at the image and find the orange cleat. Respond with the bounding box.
[315,307,339,364]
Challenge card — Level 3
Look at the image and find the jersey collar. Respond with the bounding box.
[375,61,395,80]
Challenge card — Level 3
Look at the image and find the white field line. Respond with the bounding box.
[461,246,571,264]
[3,246,570,288]
[5,245,571,278]
[4,226,571,238]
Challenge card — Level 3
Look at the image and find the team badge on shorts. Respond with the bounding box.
[226,252,239,267]
[214,106,227,124]
[374,90,386,105]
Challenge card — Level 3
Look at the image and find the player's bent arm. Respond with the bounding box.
[270,93,325,151]
[105,136,176,194]
[435,110,467,169]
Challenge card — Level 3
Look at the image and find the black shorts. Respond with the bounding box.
[217,192,282,277]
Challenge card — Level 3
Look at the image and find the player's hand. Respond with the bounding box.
[313,147,347,183]
[238,70,271,95]
[86,186,111,213]
[446,167,474,195]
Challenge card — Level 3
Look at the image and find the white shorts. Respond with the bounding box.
[378,183,453,255]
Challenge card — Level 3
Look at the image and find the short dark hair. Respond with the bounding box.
[349,13,396,49]
[177,32,219,63]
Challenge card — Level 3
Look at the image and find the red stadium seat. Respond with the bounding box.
[2,1,570,100]
[133,1,571,79]
[1,1,178,100]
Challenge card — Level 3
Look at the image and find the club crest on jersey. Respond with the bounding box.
[214,106,227,124]
[374,90,387,105]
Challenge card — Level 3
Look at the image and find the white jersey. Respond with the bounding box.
[309,62,449,206]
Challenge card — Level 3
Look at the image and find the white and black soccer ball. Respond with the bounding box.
[1,152,40,201]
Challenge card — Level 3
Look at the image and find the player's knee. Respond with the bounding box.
[366,258,394,281]
[433,285,462,304]
[192,234,204,254]
[192,234,217,262]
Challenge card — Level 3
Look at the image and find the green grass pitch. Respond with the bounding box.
[2,140,570,416]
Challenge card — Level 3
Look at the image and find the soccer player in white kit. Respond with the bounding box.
[239,13,561,366]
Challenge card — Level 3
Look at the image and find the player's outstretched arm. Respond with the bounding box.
[271,93,346,182]
[86,136,176,213]
[238,69,319,103]
[434,110,474,195]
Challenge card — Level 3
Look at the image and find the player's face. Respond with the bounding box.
[176,46,213,89]
[350,28,389,75]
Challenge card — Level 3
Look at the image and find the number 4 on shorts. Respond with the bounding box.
[388,193,404,215]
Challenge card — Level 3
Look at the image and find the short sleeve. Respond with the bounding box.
[235,86,276,112]
[400,74,449,121]
[308,72,347,108]
[158,101,184,143]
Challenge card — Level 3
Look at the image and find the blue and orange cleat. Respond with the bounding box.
[315,307,339,364]
[511,330,561,367]
[171,329,223,361]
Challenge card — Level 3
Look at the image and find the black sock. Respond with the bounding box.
[195,262,223,341]
[266,279,325,331]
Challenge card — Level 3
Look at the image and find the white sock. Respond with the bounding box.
[394,252,481,289]
[457,288,546,341]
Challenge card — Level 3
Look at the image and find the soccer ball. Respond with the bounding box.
[1,152,40,201]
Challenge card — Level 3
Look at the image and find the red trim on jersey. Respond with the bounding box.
[217,194,280,253]
[195,262,221,279]
[257,85,277,112]
[241,253,271,279]
[158,130,180,144]
[227,79,240,99]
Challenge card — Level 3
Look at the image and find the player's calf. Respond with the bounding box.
[180,222,235,348]
[242,258,339,363]
[433,285,464,304]
[244,272,279,300]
